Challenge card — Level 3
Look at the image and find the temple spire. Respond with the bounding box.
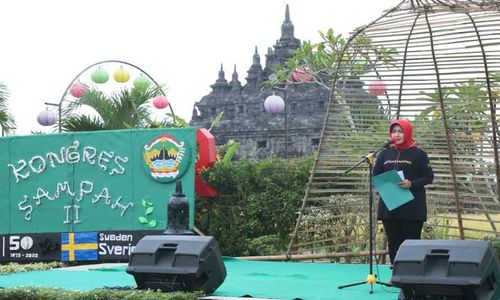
[210,63,229,92]
[262,4,301,79]
[230,65,242,91]
[265,47,274,67]
[246,47,263,88]
[281,4,294,40]
[218,64,226,81]
[252,46,261,65]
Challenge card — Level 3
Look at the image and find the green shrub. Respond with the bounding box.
[0,288,201,300]
[196,156,313,256]
[483,236,500,260]
[247,234,289,256]
[0,262,63,275]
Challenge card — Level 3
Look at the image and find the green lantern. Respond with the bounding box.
[91,67,109,84]
[133,74,151,91]
[352,59,368,75]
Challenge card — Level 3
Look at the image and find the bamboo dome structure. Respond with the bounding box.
[287,0,499,260]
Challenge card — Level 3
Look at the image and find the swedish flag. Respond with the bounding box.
[61,232,98,262]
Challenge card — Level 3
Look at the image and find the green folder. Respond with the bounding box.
[373,170,414,211]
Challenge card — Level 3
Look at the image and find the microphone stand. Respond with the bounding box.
[338,143,392,293]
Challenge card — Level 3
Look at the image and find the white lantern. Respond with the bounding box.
[264,95,285,114]
[37,109,57,126]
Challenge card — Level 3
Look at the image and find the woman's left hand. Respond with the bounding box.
[398,179,412,189]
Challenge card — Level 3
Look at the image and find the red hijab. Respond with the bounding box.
[389,119,416,151]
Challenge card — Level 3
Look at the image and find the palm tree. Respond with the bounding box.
[0,82,15,136]
[61,85,163,132]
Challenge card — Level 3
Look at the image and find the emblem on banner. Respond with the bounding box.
[143,134,191,183]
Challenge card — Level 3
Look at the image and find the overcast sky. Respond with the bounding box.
[0,0,399,135]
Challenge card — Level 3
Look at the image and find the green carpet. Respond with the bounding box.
[215,258,400,299]
[0,258,401,299]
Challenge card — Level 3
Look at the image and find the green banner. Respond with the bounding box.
[0,128,196,234]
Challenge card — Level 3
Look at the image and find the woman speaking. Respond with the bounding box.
[374,119,434,265]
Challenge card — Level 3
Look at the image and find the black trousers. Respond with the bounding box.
[382,219,424,264]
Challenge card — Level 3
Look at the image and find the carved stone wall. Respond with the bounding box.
[189,6,373,159]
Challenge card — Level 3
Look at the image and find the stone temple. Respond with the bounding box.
[189,5,374,159]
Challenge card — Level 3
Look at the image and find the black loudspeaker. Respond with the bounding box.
[126,235,226,293]
[391,240,499,300]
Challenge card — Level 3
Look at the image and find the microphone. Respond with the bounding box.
[381,140,393,148]
[381,137,397,148]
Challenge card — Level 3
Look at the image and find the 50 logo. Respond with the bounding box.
[9,235,34,251]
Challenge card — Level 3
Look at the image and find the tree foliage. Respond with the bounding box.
[0,82,15,135]
[196,156,314,256]
[59,83,191,132]
[267,29,396,90]
[415,76,498,155]
[266,28,396,134]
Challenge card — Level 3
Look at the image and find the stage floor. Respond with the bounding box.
[0,258,401,300]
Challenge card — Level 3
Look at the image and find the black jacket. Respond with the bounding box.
[374,146,434,221]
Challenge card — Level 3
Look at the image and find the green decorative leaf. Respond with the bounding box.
[209,111,224,132]
[148,220,157,228]
[141,199,147,208]
[138,216,148,224]
[222,140,240,165]
[146,201,153,207]
[145,206,154,215]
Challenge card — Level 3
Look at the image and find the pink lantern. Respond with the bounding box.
[264,95,285,114]
[368,79,387,95]
[69,82,87,98]
[37,110,57,126]
[292,68,313,83]
[153,95,169,109]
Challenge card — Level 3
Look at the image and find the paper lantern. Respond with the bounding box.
[264,95,285,114]
[368,79,387,95]
[91,67,109,84]
[113,66,130,83]
[352,59,368,74]
[292,68,313,83]
[472,132,481,143]
[153,95,169,109]
[69,82,87,98]
[133,74,150,91]
[37,110,57,126]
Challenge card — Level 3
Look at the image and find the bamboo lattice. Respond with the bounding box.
[287,0,500,261]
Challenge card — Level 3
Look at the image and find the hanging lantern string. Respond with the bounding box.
[56,60,177,123]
